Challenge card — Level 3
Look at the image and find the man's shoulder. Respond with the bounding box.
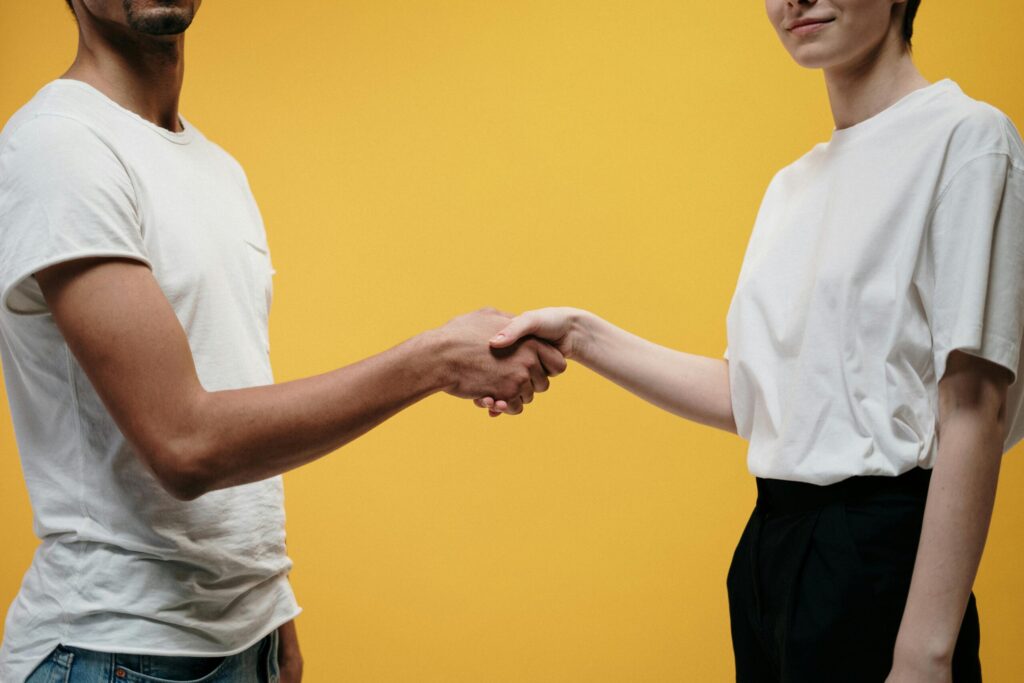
[0,113,122,193]
[0,88,134,215]
[1,80,115,159]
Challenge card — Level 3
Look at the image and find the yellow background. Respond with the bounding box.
[2,1,1023,680]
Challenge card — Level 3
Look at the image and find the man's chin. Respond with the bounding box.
[124,2,197,36]
[129,11,192,35]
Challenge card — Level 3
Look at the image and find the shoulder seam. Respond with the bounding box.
[928,151,1021,222]
[1,111,102,155]
[2,112,143,227]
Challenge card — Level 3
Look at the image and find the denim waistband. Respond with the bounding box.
[51,630,276,682]
[755,467,932,514]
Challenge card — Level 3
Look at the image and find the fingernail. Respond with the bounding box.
[491,334,505,342]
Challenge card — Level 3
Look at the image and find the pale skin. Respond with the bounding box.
[44,1,567,679]
[480,1,1012,680]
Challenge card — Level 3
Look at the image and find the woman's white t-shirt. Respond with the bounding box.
[724,78,1024,485]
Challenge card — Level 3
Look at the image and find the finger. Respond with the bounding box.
[517,374,535,405]
[473,398,489,409]
[489,312,537,349]
[493,398,523,413]
[535,341,568,376]
[528,361,550,394]
[504,397,524,415]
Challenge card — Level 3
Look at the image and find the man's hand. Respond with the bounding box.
[437,308,567,414]
[278,619,303,683]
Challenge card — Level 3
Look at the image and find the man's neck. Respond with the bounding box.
[823,32,929,132]
[62,27,186,132]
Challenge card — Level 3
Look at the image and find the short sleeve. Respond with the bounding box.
[0,115,151,315]
[915,152,1024,387]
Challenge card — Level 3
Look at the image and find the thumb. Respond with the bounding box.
[489,312,537,348]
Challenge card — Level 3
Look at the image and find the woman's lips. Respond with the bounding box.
[789,18,835,36]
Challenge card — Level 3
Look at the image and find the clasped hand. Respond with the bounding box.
[439,307,580,415]
[439,307,581,416]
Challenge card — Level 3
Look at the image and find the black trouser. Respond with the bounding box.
[726,467,982,682]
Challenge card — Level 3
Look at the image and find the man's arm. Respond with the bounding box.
[886,349,1011,682]
[484,307,736,433]
[277,619,303,683]
[35,257,566,501]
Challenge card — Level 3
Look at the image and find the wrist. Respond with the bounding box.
[568,309,603,365]
[410,327,457,395]
[893,631,955,668]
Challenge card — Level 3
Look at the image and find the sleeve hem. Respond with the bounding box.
[2,250,153,317]
[935,326,1020,387]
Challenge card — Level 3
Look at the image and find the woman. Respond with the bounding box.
[478,1,1024,681]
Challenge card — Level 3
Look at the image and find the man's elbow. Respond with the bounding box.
[160,471,209,502]
[145,437,215,502]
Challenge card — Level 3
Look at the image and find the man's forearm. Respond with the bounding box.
[893,409,1003,664]
[573,311,736,434]
[165,330,449,499]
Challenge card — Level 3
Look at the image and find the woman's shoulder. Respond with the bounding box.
[936,82,1024,162]
[763,140,830,194]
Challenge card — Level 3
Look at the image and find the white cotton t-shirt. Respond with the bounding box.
[0,79,300,682]
[724,78,1024,485]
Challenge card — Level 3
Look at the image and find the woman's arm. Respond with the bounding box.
[886,350,1011,683]
[483,307,736,434]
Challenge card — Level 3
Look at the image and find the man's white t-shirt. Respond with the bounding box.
[0,79,301,681]
[724,78,1024,485]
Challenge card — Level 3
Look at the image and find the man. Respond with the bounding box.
[0,1,565,680]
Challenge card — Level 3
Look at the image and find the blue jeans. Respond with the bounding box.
[25,629,279,683]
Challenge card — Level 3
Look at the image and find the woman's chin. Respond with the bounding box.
[786,45,839,70]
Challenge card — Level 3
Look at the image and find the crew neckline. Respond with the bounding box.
[49,77,195,145]
[829,78,957,143]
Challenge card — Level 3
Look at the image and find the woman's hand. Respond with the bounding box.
[488,307,590,359]
[278,619,304,683]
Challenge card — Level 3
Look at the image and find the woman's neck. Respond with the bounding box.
[823,32,930,131]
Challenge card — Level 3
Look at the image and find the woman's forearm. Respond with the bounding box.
[892,408,1003,666]
[572,311,737,433]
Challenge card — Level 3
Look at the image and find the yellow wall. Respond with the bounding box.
[2,1,1023,680]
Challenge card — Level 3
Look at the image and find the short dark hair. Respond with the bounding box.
[903,0,921,47]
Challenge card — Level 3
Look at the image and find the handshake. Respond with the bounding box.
[434,307,583,417]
